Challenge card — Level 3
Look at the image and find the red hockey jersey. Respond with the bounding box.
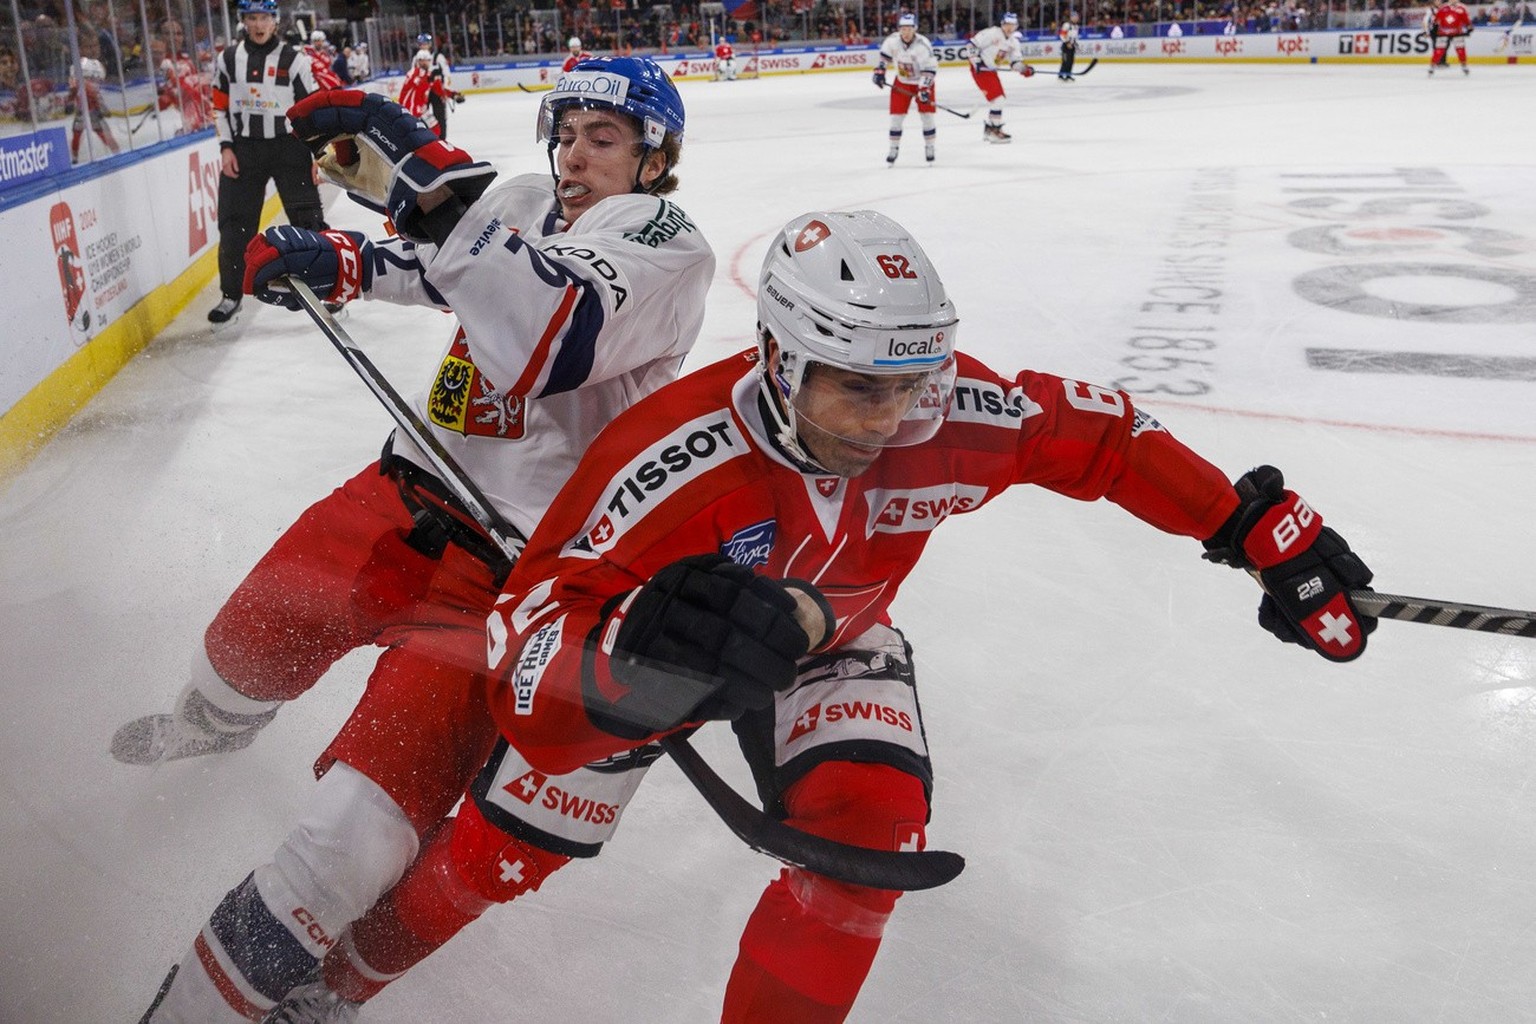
[486,350,1240,774]
[1434,3,1472,35]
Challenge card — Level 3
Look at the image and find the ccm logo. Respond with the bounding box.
[291,907,336,950]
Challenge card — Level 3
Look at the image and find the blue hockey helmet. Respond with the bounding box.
[537,55,686,152]
[238,0,279,15]
[416,32,432,45]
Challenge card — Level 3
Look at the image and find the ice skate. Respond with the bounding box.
[111,688,278,765]
[263,979,361,1023]
[925,142,935,163]
[207,296,241,324]
[886,144,900,165]
[983,122,1012,144]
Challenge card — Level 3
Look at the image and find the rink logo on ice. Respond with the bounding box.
[721,519,776,569]
[866,483,987,535]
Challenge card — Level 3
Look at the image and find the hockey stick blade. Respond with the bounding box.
[660,734,965,891]
[286,278,963,890]
[876,77,972,118]
[1350,591,1536,638]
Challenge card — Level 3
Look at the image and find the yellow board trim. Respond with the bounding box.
[0,191,284,484]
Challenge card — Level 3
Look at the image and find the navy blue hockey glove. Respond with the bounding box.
[589,554,830,737]
[872,65,887,87]
[287,89,495,244]
[243,226,372,309]
[1203,465,1376,662]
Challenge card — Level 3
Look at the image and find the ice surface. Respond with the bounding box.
[3,63,1535,1023]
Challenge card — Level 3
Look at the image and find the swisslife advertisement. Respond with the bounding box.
[0,139,222,419]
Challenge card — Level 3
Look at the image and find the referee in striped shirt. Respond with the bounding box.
[207,0,330,324]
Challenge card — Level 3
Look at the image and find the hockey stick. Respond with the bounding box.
[1350,591,1536,638]
[876,78,974,119]
[1057,56,1098,77]
[131,105,159,133]
[285,279,965,891]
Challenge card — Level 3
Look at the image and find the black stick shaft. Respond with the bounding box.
[1350,591,1536,638]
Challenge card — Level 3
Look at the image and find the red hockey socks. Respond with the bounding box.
[324,803,572,1002]
[720,762,929,1023]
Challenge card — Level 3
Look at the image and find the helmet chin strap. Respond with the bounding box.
[756,327,833,475]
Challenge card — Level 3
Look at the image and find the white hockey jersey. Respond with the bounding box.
[878,31,938,85]
[968,25,1026,70]
[363,172,716,540]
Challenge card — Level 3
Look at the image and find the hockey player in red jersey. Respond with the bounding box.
[563,35,593,72]
[122,57,714,1023]
[395,48,443,134]
[714,38,738,79]
[966,11,1034,142]
[287,209,1377,1022]
[1430,0,1473,73]
[874,12,939,164]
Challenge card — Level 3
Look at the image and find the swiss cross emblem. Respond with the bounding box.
[589,515,614,545]
[795,220,830,252]
[895,823,925,853]
[816,477,839,497]
[879,497,908,526]
[787,704,821,742]
[504,769,546,804]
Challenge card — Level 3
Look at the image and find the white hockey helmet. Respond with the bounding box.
[568,35,582,49]
[310,29,326,42]
[1002,10,1020,23]
[757,211,958,467]
[898,12,917,27]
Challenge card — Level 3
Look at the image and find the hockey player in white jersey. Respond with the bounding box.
[121,55,715,1023]
[966,11,1035,142]
[873,12,939,164]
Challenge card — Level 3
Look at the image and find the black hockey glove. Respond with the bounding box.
[917,73,934,105]
[287,89,495,245]
[589,554,829,737]
[1203,465,1376,662]
[872,65,887,88]
[244,226,373,308]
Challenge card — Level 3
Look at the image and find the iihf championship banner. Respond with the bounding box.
[0,138,221,419]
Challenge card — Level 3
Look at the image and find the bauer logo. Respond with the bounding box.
[721,519,776,568]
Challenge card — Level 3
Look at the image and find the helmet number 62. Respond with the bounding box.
[877,254,918,279]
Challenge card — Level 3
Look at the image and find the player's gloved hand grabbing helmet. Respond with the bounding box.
[286,89,495,245]
[243,226,373,308]
[586,554,833,738]
[1202,465,1376,662]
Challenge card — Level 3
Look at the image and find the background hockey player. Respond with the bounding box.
[1430,0,1472,73]
[304,28,343,89]
[395,48,444,134]
[714,37,737,80]
[279,209,1378,1023]
[873,12,938,165]
[967,11,1034,143]
[152,34,213,134]
[416,32,456,137]
[1058,15,1081,80]
[563,35,592,72]
[120,56,714,1023]
[65,38,120,162]
[202,0,330,324]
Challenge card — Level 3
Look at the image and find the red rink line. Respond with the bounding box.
[727,233,1536,447]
